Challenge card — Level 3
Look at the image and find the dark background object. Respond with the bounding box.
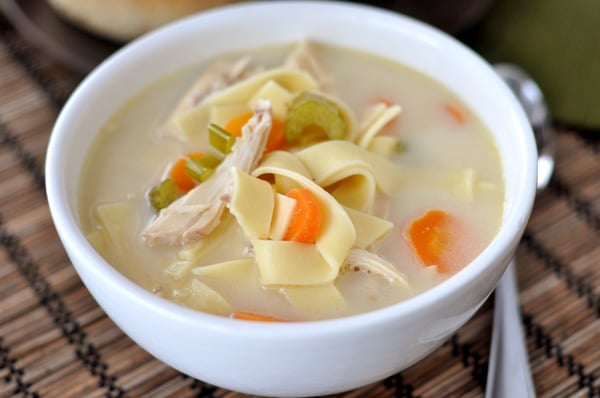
[4,0,598,131]
[359,0,494,34]
[466,0,600,131]
[1,0,494,75]
[0,0,119,74]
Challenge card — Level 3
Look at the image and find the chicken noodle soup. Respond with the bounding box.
[79,41,504,321]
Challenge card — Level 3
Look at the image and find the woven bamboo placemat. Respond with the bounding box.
[0,15,599,398]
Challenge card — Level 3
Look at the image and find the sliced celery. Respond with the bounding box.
[185,155,218,183]
[209,123,237,154]
[395,140,406,154]
[149,178,180,211]
[285,92,346,143]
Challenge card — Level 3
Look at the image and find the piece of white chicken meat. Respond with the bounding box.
[343,248,410,289]
[283,40,331,91]
[144,101,273,246]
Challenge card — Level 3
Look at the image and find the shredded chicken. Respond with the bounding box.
[144,101,273,246]
[343,248,410,288]
[162,57,255,138]
[283,41,331,90]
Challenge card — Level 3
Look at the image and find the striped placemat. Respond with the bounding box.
[1,15,599,398]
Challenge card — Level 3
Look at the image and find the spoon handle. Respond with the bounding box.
[485,260,536,398]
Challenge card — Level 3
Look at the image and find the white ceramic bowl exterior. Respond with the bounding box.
[45,2,537,396]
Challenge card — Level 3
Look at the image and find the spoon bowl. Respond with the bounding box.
[495,64,555,190]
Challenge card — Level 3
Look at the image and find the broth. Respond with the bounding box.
[79,42,504,321]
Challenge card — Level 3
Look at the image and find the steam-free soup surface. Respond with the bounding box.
[79,42,504,321]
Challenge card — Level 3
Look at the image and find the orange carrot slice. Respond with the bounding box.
[283,188,322,244]
[265,117,287,152]
[232,312,285,322]
[227,112,287,153]
[406,209,467,274]
[169,152,204,192]
[444,102,466,125]
[225,111,254,137]
[170,157,193,191]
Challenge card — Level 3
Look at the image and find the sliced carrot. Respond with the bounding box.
[225,111,253,137]
[169,152,204,192]
[231,312,285,322]
[283,188,322,244]
[406,209,467,274]
[227,112,287,152]
[444,102,466,125]
[265,117,287,152]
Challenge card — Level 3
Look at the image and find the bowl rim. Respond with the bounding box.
[46,0,538,338]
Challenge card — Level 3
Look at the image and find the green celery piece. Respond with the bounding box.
[285,92,346,143]
[209,123,237,155]
[185,155,218,183]
[395,140,406,154]
[149,178,180,211]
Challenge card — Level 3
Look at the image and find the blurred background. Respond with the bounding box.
[0,0,600,133]
[1,0,598,132]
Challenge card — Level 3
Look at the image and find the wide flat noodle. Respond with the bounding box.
[165,213,243,280]
[86,230,106,254]
[368,135,401,158]
[280,284,346,319]
[333,143,479,200]
[294,140,481,201]
[253,240,336,285]
[371,158,480,200]
[253,150,312,193]
[248,80,294,120]
[343,206,393,249]
[250,169,356,286]
[192,259,270,316]
[269,193,296,240]
[209,103,250,127]
[295,140,377,211]
[172,278,232,316]
[94,201,139,264]
[192,258,255,281]
[176,68,318,141]
[228,168,274,240]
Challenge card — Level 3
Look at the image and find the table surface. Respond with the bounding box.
[0,10,599,398]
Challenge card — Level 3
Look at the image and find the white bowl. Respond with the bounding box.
[45,2,537,396]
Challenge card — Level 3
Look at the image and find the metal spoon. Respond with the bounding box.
[485,64,555,398]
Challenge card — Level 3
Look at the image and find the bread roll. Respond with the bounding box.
[47,0,239,42]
